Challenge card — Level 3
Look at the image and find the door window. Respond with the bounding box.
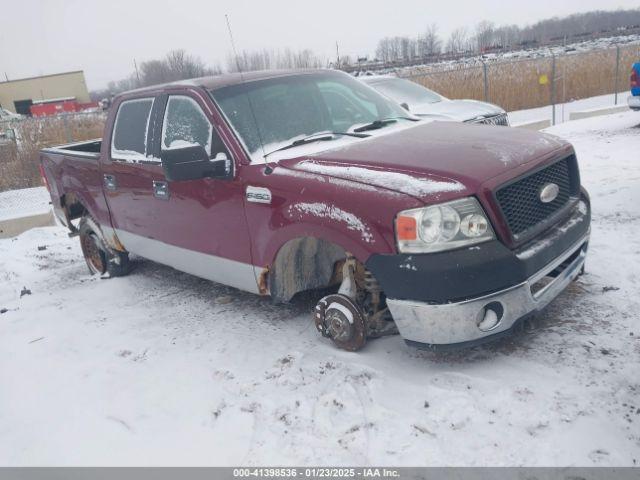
[162,95,229,158]
[111,98,154,162]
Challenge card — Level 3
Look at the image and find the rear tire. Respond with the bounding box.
[78,216,130,277]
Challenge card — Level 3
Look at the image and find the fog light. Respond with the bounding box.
[477,302,504,332]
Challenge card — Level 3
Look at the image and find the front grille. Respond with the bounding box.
[468,113,509,126]
[496,157,577,239]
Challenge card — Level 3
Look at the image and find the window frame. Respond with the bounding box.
[110,97,156,163]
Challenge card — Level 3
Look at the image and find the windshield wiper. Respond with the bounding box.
[353,116,419,133]
[263,132,369,158]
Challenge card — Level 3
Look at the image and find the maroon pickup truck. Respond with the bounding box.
[40,70,590,351]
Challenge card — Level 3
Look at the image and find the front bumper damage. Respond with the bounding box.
[367,199,590,349]
[387,232,588,348]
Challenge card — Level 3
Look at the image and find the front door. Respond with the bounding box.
[114,92,257,293]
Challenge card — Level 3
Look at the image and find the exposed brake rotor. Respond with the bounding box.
[315,294,367,351]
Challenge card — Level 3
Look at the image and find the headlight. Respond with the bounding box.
[395,197,495,253]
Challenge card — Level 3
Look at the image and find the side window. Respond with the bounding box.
[111,98,154,162]
[161,95,227,158]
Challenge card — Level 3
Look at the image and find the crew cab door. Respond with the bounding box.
[102,96,165,240]
[104,91,257,293]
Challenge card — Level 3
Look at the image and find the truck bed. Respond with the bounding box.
[41,139,102,159]
[40,138,112,232]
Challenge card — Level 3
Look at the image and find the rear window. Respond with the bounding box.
[111,98,154,162]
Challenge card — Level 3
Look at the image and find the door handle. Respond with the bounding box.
[153,180,169,200]
[103,174,117,191]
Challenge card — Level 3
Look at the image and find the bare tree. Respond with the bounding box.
[475,20,496,52]
[376,36,417,63]
[137,50,218,87]
[446,27,470,54]
[418,24,442,58]
[226,48,326,72]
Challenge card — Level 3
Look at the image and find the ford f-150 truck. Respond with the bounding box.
[40,69,591,351]
[629,63,640,111]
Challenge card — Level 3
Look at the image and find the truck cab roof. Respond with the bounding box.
[119,69,329,98]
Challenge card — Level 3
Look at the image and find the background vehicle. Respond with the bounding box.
[361,75,509,126]
[0,107,22,121]
[39,70,589,352]
[629,63,640,111]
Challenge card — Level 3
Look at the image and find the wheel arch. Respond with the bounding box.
[268,236,352,303]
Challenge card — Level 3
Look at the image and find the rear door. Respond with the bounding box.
[101,96,165,239]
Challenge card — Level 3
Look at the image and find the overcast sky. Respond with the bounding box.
[2,0,639,90]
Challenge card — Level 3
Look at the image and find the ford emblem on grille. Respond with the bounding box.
[539,183,560,203]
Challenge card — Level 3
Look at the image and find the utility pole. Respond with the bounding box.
[614,45,620,105]
[134,58,141,86]
[336,42,340,68]
[551,54,556,126]
[482,62,489,102]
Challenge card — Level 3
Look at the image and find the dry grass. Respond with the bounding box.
[405,43,640,112]
[0,113,106,192]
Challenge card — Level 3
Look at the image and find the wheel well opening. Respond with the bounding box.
[269,237,348,303]
[62,193,88,224]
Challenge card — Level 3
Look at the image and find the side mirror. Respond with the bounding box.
[160,145,231,182]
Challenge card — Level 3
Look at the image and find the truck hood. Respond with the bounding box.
[410,99,505,122]
[279,121,570,202]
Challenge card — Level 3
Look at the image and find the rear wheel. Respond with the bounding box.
[80,230,107,274]
[78,216,129,276]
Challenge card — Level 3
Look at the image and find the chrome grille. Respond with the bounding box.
[468,113,510,126]
[496,157,578,240]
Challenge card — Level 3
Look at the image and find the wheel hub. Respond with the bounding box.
[325,309,352,341]
[315,294,367,351]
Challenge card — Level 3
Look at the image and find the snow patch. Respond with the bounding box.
[296,161,465,198]
[288,202,373,243]
[0,187,51,222]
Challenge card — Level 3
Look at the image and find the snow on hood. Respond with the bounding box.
[280,121,571,201]
[410,99,505,122]
[294,161,465,199]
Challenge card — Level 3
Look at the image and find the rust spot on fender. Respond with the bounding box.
[110,233,127,252]
[258,266,270,296]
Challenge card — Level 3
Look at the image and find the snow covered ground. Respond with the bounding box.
[0,187,50,222]
[0,112,639,466]
[509,91,630,126]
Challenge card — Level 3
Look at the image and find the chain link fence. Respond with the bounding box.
[0,111,106,193]
[402,42,640,121]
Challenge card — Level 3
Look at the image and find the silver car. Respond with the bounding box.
[361,75,509,126]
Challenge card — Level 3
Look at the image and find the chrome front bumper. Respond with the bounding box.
[628,95,640,110]
[387,232,589,347]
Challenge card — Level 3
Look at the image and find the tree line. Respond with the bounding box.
[93,7,640,98]
[376,8,640,62]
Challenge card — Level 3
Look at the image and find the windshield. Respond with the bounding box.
[210,71,412,160]
[368,78,444,106]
